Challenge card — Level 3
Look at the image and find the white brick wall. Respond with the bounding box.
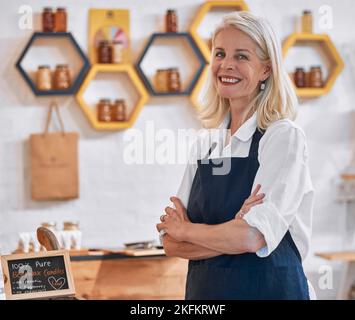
[1,0,355,299]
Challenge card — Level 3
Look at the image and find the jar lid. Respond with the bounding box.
[41,222,57,228]
[303,10,311,14]
[311,65,321,69]
[99,40,110,45]
[168,67,179,71]
[57,7,66,11]
[63,221,79,227]
[167,9,176,13]
[99,98,111,103]
[43,7,53,11]
[56,64,69,68]
[295,67,305,71]
[114,99,125,103]
[38,65,50,69]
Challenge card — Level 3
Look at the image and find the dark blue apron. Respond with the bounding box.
[185,128,309,300]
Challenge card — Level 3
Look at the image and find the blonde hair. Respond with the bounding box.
[199,11,298,130]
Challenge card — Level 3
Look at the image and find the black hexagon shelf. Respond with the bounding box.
[16,32,90,96]
[136,32,206,96]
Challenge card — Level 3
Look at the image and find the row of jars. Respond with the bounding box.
[42,7,67,32]
[97,40,124,64]
[293,66,323,88]
[98,99,127,122]
[36,64,71,91]
[155,68,181,93]
[41,221,80,231]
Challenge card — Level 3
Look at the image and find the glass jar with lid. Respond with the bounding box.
[97,40,113,64]
[36,65,52,91]
[301,10,313,33]
[155,69,169,92]
[111,99,127,121]
[53,64,71,90]
[41,221,57,232]
[97,99,112,122]
[168,68,181,92]
[63,221,80,231]
[309,66,323,88]
[42,7,55,32]
[294,67,306,88]
[55,7,67,32]
[166,9,178,32]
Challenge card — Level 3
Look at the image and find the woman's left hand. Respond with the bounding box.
[156,196,191,242]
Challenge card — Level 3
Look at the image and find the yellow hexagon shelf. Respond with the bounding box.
[283,33,344,99]
[190,65,209,111]
[190,0,249,63]
[76,64,149,130]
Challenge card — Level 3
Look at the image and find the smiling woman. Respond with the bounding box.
[157,11,315,300]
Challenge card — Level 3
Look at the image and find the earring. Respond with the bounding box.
[260,82,266,91]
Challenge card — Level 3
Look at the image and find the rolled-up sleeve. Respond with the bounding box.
[243,121,313,258]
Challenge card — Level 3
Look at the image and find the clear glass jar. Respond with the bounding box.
[97,99,112,122]
[41,221,57,232]
[112,40,124,63]
[168,68,181,92]
[155,69,169,92]
[97,40,113,64]
[63,221,80,231]
[42,7,55,32]
[55,7,67,32]
[111,99,127,121]
[53,64,71,90]
[36,65,52,91]
[301,10,313,33]
[166,9,178,32]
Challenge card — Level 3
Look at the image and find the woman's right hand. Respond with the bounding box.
[235,184,265,219]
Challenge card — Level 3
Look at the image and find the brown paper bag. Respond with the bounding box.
[30,103,79,201]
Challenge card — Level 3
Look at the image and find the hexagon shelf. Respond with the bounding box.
[283,33,344,99]
[16,32,90,96]
[190,1,249,63]
[76,64,149,131]
[190,65,209,111]
[135,32,206,96]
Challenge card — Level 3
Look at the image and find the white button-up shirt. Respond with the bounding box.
[176,112,314,261]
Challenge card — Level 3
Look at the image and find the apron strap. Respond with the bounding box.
[248,129,264,157]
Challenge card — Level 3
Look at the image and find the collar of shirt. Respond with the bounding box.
[220,111,257,142]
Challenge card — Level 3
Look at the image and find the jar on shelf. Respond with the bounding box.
[53,64,71,90]
[97,40,113,64]
[309,66,323,88]
[42,7,55,32]
[97,99,112,122]
[63,221,80,231]
[166,9,178,32]
[41,222,57,232]
[168,68,181,92]
[155,69,169,92]
[55,7,67,32]
[301,10,313,33]
[112,40,124,63]
[111,99,127,121]
[36,65,52,91]
[294,67,306,88]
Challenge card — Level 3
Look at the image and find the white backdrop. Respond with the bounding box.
[0,0,355,299]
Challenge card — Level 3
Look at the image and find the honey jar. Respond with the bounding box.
[98,40,113,64]
[301,10,313,33]
[155,69,169,92]
[166,9,178,32]
[63,221,80,231]
[111,99,127,121]
[42,7,55,32]
[309,66,323,88]
[55,7,67,32]
[168,68,181,92]
[36,65,52,91]
[97,99,112,122]
[294,67,306,88]
[53,64,71,90]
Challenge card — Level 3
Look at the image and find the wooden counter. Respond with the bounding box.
[70,251,188,300]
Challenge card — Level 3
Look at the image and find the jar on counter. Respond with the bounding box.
[42,7,55,32]
[36,65,52,91]
[301,10,313,33]
[309,66,323,88]
[41,222,57,232]
[168,68,181,92]
[111,99,127,121]
[155,69,169,92]
[55,7,67,32]
[63,221,80,231]
[97,99,112,122]
[97,40,113,64]
[112,40,124,63]
[166,9,178,32]
[53,64,71,90]
[294,67,306,88]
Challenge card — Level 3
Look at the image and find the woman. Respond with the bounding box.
[157,11,314,300]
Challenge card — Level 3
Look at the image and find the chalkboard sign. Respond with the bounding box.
[1,250,75,300]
